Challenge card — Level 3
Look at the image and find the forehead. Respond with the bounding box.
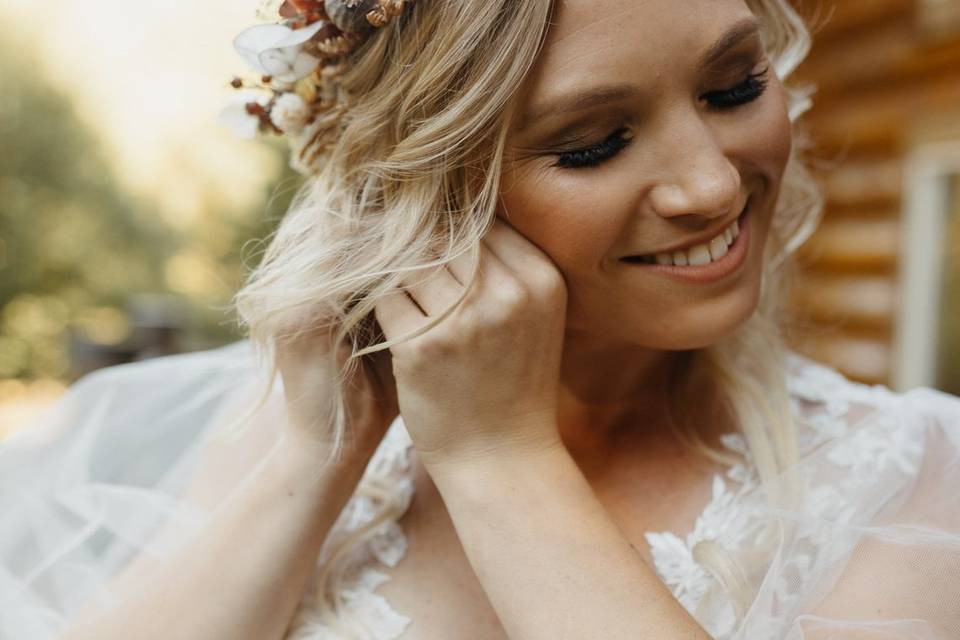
[523,0,757,99]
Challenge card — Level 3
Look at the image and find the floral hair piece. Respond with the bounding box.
[219,0,415,175]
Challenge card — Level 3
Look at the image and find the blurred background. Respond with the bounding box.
[786,0,960,394]
[0,0,301,436]
[0,0,959,437]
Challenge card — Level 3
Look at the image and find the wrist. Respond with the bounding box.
[416,413,564,471]
[260,437,383,547]
[273,427,382,495]
[423,435,569,494]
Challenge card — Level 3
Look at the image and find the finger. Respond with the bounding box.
[475,238,521,295]
[400,264,465,317]
[484,217,553,276]
[374,286,427,342]
[445,244,480,286]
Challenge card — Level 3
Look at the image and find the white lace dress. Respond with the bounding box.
[2,342,959,639]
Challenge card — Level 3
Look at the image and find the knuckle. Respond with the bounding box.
[496,279,529,308]
[404,331,455,365]
[519,257,565,304]
[532,263,565,295]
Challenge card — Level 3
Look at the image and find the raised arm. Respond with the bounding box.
[58,416,376,640]
[372,219,711,638]
[58,335,399,640]
[427,443,711,640]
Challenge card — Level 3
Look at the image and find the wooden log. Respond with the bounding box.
[797,217,902,271]
[788,273,897,329]
[819,158,903,210]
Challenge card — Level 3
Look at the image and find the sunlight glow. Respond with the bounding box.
[0,0,282,222]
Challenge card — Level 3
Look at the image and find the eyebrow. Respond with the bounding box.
[518,17,762,130]
[698,17,761,68]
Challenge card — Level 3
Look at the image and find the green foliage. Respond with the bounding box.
[0,38,299,379]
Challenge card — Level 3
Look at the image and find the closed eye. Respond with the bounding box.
[552,66,770,171]
[554,128,634,170]
[702,66,770,110]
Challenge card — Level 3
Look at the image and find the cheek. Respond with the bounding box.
[747,80,794,181]
[500,166,632,270]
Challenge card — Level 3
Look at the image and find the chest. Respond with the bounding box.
[374,449,721,639]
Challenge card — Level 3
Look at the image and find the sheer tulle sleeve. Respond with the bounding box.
[0,341,280,639]
[731,386,960,639]
[4,340,959,639]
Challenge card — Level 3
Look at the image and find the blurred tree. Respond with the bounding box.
[0,35,298,380]
[0,40,171,379]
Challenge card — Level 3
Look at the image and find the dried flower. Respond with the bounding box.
[270,92,311,134]
[223,0,416,175]
[233,21,326,86]
[217,91,271,139]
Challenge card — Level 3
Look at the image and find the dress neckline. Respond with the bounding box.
[287,350,901,639]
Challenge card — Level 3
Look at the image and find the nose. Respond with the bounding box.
[646,120,741,222]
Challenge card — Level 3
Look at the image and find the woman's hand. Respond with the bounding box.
[374,218,568,470]
[276,324,400,457]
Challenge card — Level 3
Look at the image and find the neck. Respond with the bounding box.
[556,330,681,461]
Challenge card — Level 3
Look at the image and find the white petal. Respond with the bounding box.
[217,104,260,139]
[258,48,298,76]
[216,92,267,140]
[290,51,320,80]
[260,49,320,84]
[273,20,325,48]
[234,24,291,52]
[233,24,293,73]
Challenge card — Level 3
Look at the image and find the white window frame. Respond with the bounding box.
[894,142,960,391]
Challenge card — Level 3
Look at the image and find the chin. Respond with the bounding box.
[654,218,770,350]
[660,303,757,350]
[565,207,771,350]
[667,274,764,350]
[576,271,764,351]
[566,303,758,354]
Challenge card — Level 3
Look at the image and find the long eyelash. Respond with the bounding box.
[555,128,633,169]
[552,67,769,171]
[704,67,770,109]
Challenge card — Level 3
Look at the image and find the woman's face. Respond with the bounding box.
[500,0,793,350]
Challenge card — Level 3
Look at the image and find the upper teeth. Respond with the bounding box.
[639,219,740,266]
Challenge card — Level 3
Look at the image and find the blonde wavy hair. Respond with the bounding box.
[234,0,823,631]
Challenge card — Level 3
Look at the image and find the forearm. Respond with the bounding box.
[428,444,711,640]
[60,434,372,640]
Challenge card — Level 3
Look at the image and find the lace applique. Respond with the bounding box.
[739,404,925,638]
[288,351,923,639]
[286,419,416,640]
[644,352,917,639]
[644,473,750,636]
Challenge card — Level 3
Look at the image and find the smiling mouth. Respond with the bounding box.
[621,199,750,267]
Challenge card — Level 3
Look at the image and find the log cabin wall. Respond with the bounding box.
[784,0,960,386]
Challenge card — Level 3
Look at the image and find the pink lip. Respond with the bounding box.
[620,202,751,284]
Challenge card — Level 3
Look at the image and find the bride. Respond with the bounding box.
[3,0,959,638]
